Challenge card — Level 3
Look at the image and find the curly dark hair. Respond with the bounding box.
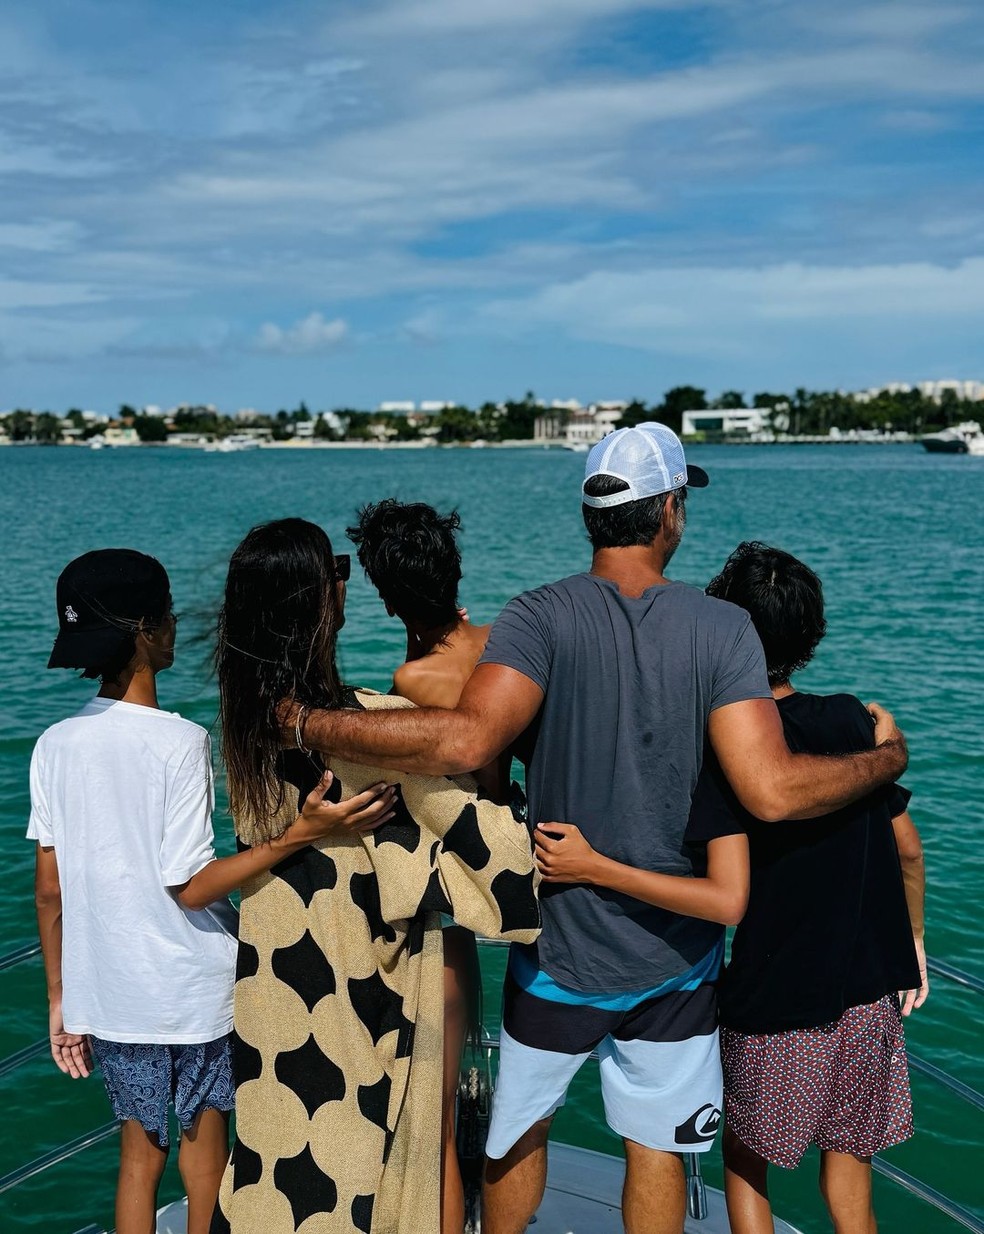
[706,541,826,686]
[347,499,462,629]
[216,518,346,839]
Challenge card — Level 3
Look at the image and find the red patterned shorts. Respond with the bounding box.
[720,994,913,1169]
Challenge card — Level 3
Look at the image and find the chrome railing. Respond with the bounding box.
[0,1123,117,1196]
[0,940,41,973]
[476,939,984,1229]
[871,1159,984,1234]
[0,937,980,1232]
[0,1038,47,1081]
[927,956,984,997]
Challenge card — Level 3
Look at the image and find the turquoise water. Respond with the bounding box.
[0,443,981,1232]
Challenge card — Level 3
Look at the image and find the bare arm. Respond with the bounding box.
[172,774,397,911]
[295,663,544,776]
[892,808,928,1014]
[35,845,91,1079]
[708,698,908,822]
[534,824,749,927]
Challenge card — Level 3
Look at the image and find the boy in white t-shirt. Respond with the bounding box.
[29,549,396,1234]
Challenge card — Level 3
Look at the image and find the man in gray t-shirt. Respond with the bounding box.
[295,422,908,1234]
[482,572,770,995]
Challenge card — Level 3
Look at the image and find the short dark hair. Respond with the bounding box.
[582,475,679,549]
[706,541,826,685]
[347,499,462,628]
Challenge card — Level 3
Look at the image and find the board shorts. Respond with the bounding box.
[90,1034,236,1147]
[486,951,724,1159]
[721,994,913,1169]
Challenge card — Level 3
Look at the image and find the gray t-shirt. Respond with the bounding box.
[481,572,771,994]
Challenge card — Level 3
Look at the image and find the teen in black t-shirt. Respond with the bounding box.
[695,542,927,1234]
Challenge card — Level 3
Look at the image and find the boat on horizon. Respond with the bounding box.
[921,421,984,454]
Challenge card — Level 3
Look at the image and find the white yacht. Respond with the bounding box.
[204,434,263,453]
[921,421,984,455]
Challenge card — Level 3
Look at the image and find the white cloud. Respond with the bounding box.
[255,312,349,354]
[0,278,101,309]
[482,257,984,356]
[0,221,82,252]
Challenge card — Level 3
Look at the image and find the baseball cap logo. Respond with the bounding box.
[673,471,686,485]
[64,605,79,623]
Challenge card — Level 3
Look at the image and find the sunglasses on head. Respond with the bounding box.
[334,554,351,582]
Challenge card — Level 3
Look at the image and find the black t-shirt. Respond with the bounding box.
[693,691,919,1034]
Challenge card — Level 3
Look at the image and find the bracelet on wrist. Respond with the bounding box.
[295,705,310,754]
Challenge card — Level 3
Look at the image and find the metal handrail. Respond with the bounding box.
[909,1053,984,1113]
[0,940,41,973]
[927,957,984,997]
[0,1038,48,1081]
[0,1122,117,1195]
[872,1158,984,1234]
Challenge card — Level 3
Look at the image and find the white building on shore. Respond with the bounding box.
[533,401,627,447]
[681,407,775,437]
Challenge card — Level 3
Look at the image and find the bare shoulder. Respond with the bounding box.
[393,659,462,709]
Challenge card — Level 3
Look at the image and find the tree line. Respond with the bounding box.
[1,385,979,445]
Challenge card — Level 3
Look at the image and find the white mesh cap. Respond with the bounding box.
[582,421,709,508]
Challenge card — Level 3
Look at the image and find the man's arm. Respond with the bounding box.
[297,663,544,775]
[709,698,908,822]
[34,845,91,1079]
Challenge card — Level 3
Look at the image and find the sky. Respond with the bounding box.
[1,0,983,413]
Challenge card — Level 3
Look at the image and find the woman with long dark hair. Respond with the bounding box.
[210,518,540,1234]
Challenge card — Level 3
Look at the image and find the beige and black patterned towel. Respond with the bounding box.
[212,690,540,1234]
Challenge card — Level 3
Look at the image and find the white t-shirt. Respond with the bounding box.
[27,697,237,1044]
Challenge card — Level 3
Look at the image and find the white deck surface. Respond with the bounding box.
[153,1142,803,1233]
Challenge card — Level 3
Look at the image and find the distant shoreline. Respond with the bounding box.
[0,436,925,452]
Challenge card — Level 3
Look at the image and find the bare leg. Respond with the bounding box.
[115,1119,169,1234]
[819,1151,877,1234]
[723,1126,774,1234]
[441,928,471,1234]
[482,1117,552,1234]
[622,1139,686,1234]
[179,1107,230,1234]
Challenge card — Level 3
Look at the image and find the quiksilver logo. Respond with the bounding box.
[65,605,79,623]
[674,1104,721,1145]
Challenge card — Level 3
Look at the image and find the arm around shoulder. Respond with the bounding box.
[709,697,908,822]
[296,663,543,776]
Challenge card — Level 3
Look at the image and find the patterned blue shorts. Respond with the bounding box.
[90,1034,235,1147]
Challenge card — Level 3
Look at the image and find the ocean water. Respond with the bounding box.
[0,443,981,1233]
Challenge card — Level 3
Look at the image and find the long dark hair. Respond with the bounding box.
[216,518,346,838]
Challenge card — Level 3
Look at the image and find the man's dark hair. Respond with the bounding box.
[582,475,680,549]
[706,541,826,685]
[347,499,462,629]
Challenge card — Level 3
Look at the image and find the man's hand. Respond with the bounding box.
[49,1002,92,1079]
[289,772,398,843]
[534,823,603,884]
[867,702,904,749]
[900,937,929,1016]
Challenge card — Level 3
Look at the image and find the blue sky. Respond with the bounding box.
[1,0,983,412]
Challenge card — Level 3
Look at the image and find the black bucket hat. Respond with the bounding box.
[48,549,171,670]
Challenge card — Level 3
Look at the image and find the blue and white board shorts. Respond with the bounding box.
[486,945,724,1159]
[90,1034,235,1147]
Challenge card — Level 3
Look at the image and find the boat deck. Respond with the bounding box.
[149,1142,803,1234]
